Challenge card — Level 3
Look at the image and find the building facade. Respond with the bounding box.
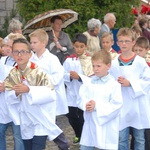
[0,0,17,29]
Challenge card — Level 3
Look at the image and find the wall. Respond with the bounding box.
[0,0,17,29]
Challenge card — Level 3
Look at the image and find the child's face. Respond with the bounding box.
[30,36,45,53]
[148,21,150,29]
[117,36,135,52]
[73,42,87,56]
[133,45,148,58]
[12,43,31,70]
[92,59,111,78]
[1,45,7,56]
[6,39,13,57]
[101,37,114,51]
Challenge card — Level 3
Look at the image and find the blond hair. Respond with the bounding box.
[92,50,111,65]
[0,37,6,47]
[29,29,48,45]
[101,32,114,41]
[117,27,135,41]
[8,33,26,41]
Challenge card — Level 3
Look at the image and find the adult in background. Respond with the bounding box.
[83,18,101,56]
[139,18,150,43]
[98,13,116,40]
[4,18,23,43]
[47,15,73,64]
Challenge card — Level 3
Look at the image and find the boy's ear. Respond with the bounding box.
[132,40,136,46]
[85,44,88,49]
[107,63,111,69]
[112,41,114,46]
[29,52,32,58]
[42,41,47,46]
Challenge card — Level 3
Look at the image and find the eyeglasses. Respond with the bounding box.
[117,40,132,44]
[12,50,30,56]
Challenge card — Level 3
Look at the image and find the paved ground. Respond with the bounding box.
[6,115,80,150]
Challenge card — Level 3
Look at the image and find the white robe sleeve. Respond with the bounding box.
[128,65,150,98]
[63,59,72,83]
[95,83,123,125]
[79,82,123,125]
[5,90,20,125]
[27,86,56,105]
[48,56,64,86]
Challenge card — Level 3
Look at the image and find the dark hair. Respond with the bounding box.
[134,36,149,49]
[13,38,31,52]
[139,18,147,29]
[51,15,63,23]
[72,33,87,45]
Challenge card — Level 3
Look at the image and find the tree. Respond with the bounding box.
[16,0,140,38]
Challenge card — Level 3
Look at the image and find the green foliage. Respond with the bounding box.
[16,0,140,39]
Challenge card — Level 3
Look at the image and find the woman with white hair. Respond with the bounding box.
[83,18,101,55]
[4,18,23,43]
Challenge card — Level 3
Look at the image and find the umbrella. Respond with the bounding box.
[23,9,78,34]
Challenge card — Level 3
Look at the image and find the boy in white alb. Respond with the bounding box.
[0,60,13,136]
[78,50,123,150]
[63,33,94,144]
[101,32,119,59]
[109,28,150,150]
[0,33,25,150]
[29,29,69,150]
[4,38,62,150]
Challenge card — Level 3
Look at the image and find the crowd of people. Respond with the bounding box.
[0,11,150,150]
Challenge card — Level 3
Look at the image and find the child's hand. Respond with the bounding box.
[0,82,4,92]
[13,83,30,95]
[118,76,130,87]
[86,100,96,112]
[70,71,79,80]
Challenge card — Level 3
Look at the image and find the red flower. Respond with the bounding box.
[132,7,138,15]
[140,4,149,14]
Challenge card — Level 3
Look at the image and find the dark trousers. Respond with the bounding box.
[23,135,47,150]
[145,129,150,150]
[53,117,69,150]
[66,106,84,138]
[131,128,150,150]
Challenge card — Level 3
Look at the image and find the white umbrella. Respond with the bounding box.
[23,9,78,34]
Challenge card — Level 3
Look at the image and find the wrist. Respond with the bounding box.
[55,41,59,45]
[60,47,67,52]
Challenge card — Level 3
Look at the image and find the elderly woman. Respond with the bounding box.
[4,18,23,43]
[83,18,101,55]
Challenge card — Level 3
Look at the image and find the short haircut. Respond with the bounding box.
[104,13,116,23]
[101,32,114,41]
[8,18,22,33]
[139,18,147,28]
[117,27,135,41]
[134,36,149,49]
[92,50,111,65]
[51,15,63,23]
[87,18,101,31]
[29,29,48,45]
[0,37,6,47]
[13,38,31,52]
[72,33,87,45]
[8,33,26,41]
[131,24,142,36]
